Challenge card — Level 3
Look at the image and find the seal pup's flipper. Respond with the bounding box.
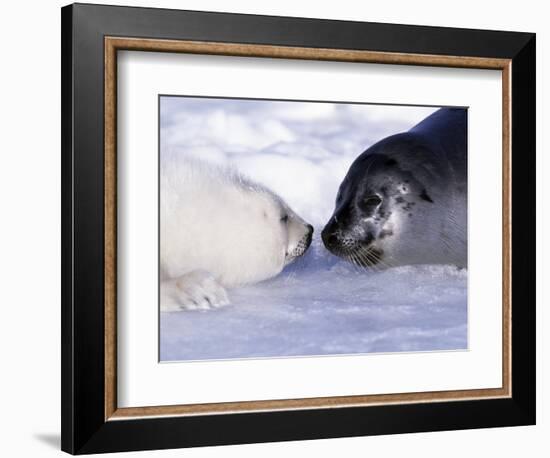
[161,270,230,311]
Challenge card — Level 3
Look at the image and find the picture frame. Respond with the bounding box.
[61,3,536,454]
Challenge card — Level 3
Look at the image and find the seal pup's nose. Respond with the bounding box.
[304,224,314,249]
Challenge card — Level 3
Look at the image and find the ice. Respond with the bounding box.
[159,97,466,361]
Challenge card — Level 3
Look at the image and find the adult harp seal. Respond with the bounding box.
[321,107,467,268]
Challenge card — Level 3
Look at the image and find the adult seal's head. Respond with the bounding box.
[321,108,467,268]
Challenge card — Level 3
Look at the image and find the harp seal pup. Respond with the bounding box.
[321,107,467,268]
[160,155,313,311]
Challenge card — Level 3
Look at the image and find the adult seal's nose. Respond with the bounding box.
[321,226,337,249]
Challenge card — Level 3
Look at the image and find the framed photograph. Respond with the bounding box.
[61,3,536,454]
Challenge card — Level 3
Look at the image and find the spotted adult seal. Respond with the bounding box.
[321,107,467,268]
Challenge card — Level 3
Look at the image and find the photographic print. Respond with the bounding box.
[159,96,467,362]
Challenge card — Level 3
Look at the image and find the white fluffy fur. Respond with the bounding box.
[160,155,311,311]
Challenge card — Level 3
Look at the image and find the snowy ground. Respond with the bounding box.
[159,97,467,361]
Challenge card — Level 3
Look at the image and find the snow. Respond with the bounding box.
[159,97,467,361]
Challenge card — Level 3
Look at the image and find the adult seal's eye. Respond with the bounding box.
[363,195,382,206]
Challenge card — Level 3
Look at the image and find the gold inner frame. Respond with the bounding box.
[104,37,512,421]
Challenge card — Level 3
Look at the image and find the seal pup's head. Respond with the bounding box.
[236,184,314,269]
[204,167,314,286]
[321,134,443,268]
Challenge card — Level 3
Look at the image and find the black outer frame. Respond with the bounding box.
[61,3,536,454]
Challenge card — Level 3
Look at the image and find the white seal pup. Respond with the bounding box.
[321,107,467,268]
[161,156,313,310]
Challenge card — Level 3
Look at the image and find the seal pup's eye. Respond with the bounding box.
[363,195,382,206]
[280,215,289,223]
